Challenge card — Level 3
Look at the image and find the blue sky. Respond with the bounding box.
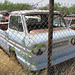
[0,0,75,6]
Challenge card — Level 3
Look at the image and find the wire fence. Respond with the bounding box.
[0,1,75,75]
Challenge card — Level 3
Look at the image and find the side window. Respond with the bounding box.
[9,16,23,31]
[53,16,65,27]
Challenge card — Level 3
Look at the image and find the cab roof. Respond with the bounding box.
[11,10,61,15]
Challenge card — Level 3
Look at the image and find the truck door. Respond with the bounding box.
[8,15,25,46]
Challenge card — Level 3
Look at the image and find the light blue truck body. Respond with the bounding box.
[0,10,75,71]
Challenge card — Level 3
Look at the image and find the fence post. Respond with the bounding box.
[47,0,54,75]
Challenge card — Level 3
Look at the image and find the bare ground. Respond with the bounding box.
[0,48,75,75]
[0,49,26,75]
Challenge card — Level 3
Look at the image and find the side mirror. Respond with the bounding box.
[71,24,75,30]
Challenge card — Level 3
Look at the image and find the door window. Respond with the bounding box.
[9,16,23,31]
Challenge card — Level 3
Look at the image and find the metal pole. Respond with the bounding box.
[47,0,54,75]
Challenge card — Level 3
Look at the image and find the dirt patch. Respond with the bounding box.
[0,49,26,75]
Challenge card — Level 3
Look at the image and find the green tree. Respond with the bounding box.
[69,4,75,13]
[0,0,32,11]
[54,3,60,11]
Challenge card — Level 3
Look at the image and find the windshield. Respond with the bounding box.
[25,14,66,33]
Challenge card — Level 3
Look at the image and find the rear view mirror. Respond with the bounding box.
[71,24,75,30]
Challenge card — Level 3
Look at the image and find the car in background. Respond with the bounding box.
[0,22,8,30]
[0,10,10,22]
[0,10,11,30]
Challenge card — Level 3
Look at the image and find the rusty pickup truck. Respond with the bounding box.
[0,10,75,71]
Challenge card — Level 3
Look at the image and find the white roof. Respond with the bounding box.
[11,10,60,15]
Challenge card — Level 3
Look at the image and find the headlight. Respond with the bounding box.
[40,47,46,52]
[32,49,39,54]
[32,44,46,55]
